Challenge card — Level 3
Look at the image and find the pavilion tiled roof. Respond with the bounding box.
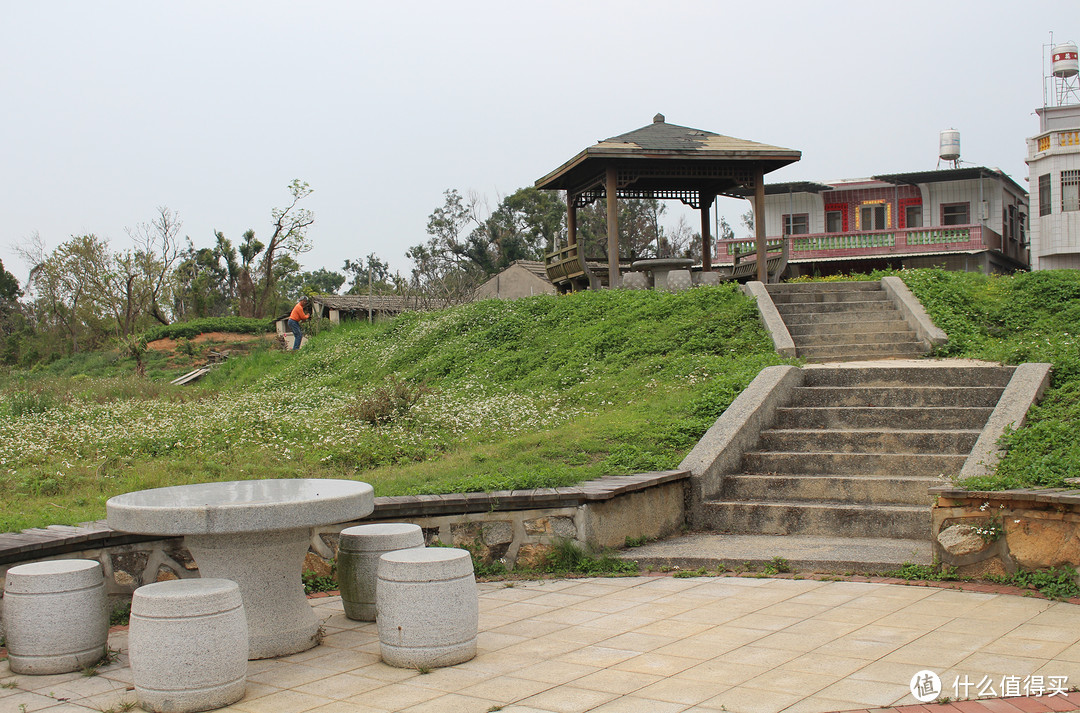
[597,117,799,156]
[535,114,800,192]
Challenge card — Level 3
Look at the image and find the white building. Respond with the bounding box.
[1026,42,1080,270]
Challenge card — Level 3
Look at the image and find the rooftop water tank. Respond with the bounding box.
[1053,42,1079,78]
[939,130,961,161]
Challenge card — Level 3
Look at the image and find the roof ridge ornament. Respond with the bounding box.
[653,113,665,123]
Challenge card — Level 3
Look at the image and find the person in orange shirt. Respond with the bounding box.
[287,297,312,350]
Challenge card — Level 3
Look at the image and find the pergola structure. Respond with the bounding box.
[535,114,801,286]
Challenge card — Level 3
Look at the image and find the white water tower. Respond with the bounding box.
[1047,40,1080,106]
[939,129,961,168]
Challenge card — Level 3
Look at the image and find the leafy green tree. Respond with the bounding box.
[483,187,565,267]
[0,258,26,365]
[0,258,19,302]
[278,267,346,303]
[576,198,664,260]
[343,254,393,294]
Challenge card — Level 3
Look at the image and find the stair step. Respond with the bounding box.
[774,406,995,430]
[721,473,937,504]
[766,281,883,293]
[743,451,968,477]
[796,342,928,360]
[786,319,913,336]
[790,386,1005,407]
[777,301,901,316]
[802,366,1015,388]
[759,428,981,454]
[700,500,932,539]
[617,533,933,574]
[791,331,920,347]
[769,290,890,304]
[780,311,906,327]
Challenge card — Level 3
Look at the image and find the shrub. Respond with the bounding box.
[141,317,273,343]
[347,375,431,426]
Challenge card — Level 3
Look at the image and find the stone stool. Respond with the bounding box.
[662,269,693,291]
[694,271,722,287]
[376,548,478,669]
[3,559,108,675]
[129,579,247,713]
[622,272,649,290]
[338,523,425,621]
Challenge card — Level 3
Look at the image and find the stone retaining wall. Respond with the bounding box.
[0,471,688,600]
[931,485,1080,576]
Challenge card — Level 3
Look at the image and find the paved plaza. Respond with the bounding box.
[3,574,1080,713]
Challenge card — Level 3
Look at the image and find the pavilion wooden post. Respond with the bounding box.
[605,166,620,288]
[700,192,714,272]
[566,193,577,247]
[754,166,767,283]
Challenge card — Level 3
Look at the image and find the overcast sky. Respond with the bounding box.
[1,1,1073,284]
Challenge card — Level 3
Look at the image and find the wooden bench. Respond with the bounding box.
[721,238,789,284]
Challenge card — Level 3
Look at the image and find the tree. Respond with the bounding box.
[576,198,665,260]
[343,254,392,294]
[741,208,755,236]
[484,187,566,266]
[126,206,182,325]
[278,267,346,303]
[407,189,492,304]
[0,258,19,303]
[0,259,26,365]
[253,180,315,317]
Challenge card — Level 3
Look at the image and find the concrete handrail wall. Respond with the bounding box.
[741,281,797,358]
[679,364,803,523]
[960,362,1053,478]
[881,276,947,349]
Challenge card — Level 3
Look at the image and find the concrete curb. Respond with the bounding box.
[960,362,1053,478]
[881,275,948,348]
[741,281,797,358]
[679,364,803,522]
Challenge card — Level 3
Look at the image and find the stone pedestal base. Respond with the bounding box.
[186,529,317,659]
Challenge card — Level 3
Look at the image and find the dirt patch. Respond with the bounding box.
[147,332,270,352]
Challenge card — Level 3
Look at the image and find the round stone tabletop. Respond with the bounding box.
[106,478,374,536]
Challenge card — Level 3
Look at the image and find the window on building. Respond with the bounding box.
[941,203,970,226]
[860,205,886,231]
[825,211,843,233]
[1039,174,1052,216]
[1063,170,1080,212]
[783,214,809,235]
[905,205,923,229]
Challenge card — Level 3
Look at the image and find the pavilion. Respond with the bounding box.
[535,114,800,289]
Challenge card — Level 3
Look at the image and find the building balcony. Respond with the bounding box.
[715,224,1004,265]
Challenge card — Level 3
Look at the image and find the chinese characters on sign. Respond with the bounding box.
[910,670,1070,702]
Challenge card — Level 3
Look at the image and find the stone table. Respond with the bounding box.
[106,478,374,659]
[630,258,695,291]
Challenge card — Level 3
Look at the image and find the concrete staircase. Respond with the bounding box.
[625,364,1016,573]
[768,281,928,362]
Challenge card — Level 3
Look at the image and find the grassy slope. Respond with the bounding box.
[0,285,788,532]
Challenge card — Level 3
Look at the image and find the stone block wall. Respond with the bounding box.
[931,486,1080,576]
